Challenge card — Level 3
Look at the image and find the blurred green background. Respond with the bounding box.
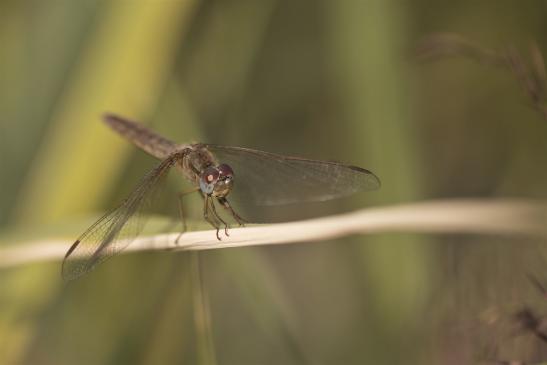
[1,0,547,364]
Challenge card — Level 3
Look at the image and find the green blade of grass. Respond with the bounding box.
[13,0,197,226]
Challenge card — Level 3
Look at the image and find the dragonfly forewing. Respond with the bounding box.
[204,144,380,206]
[62,152,183,281]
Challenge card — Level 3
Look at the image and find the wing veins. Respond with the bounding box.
[204,144,380,206]
[62,152,181,280]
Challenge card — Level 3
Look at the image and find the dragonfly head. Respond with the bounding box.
[199,164,234,197]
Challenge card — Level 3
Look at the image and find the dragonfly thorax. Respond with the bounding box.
[180,145,217,184]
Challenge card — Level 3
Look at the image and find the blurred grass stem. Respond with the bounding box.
[191,253,217,365]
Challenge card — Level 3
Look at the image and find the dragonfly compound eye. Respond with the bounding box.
[212,164,234,197]
[199,166,220,195]
[217,164,234,179]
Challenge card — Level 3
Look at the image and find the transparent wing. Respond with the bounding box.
[62,154,179,281]
[204,144,380,206]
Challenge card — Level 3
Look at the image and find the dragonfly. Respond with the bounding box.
[62,114,381,280]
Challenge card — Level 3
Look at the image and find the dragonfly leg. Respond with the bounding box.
[203,195,221,240]
[175,188,200,244]
[217,197,246,226]
[209,198,229,237]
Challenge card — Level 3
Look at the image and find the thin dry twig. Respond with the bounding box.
[417,33,547,119]
[1,199,546,270]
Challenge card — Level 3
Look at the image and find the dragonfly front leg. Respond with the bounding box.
[203,195,221,240]
[209,198,230,237]
[217,197,246,226]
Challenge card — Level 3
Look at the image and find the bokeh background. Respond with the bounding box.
[2,0,547,364]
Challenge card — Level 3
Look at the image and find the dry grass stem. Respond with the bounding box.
[1,199,546,270]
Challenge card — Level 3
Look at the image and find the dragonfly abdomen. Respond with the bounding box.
[103,113,180,160]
